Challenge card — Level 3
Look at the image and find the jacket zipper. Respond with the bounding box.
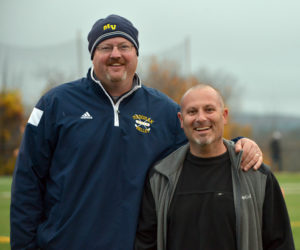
[91,68,141,127]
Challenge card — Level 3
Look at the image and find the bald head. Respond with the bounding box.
[180,84,225,111]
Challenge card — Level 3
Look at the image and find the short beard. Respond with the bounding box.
[106,71,127,82]
[193,136,214,146]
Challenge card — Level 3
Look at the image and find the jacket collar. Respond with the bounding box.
[154,139,243,177]
[89,66,142,90]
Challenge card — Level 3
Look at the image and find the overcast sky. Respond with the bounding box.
[1,0,300,117]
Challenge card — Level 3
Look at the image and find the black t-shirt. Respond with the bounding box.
[167,150,237,250]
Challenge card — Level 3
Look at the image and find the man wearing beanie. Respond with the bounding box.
[10,14,263,250]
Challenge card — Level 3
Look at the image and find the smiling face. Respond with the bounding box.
[92,37,138,96]
[178,85,228,157]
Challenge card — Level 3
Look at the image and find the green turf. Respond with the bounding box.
[1,173,299,249]
[0,176,11,249]
[275,172,300,183]
[275,172,300,248]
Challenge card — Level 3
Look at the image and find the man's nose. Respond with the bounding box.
[195,111,207,122]
[110,46,122,58]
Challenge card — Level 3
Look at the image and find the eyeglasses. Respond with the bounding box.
[96,43,134,54]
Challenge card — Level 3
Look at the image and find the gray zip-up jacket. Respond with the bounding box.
[149,139,268,250]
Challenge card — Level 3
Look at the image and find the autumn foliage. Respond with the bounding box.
[0,90,24,175]
[142,57,199,104]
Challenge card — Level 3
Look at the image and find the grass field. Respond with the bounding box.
[1,173,300,249]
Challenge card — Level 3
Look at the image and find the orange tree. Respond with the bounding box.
[0,90,24,175]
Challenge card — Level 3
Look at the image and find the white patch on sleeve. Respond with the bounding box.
[28,107,44,126]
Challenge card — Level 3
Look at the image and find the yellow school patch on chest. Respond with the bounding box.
[132,114,154,134]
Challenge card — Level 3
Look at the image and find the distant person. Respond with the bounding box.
[270,131,283,171]
[10,15,263,249]
[135,84,294,250]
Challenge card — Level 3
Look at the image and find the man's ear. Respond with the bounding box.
[223,108,229,125]
[177,112,183,128]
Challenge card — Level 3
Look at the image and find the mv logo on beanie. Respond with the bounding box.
[103,24,116,31]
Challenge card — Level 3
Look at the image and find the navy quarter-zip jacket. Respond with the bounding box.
[10,68,187,250]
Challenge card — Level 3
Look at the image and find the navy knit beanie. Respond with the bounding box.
[88,14,139,59]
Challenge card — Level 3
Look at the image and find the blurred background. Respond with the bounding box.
[1,0,300,248]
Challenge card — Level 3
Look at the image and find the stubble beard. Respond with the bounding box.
[106,71,127,83]
[193,135,214,147]
[193,131,224,148]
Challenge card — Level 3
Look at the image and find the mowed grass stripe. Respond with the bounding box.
[281,183,300,194]
[0,236,9,243]
[291,221,300,227]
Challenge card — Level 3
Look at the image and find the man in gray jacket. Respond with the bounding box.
[135,84,295,250]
